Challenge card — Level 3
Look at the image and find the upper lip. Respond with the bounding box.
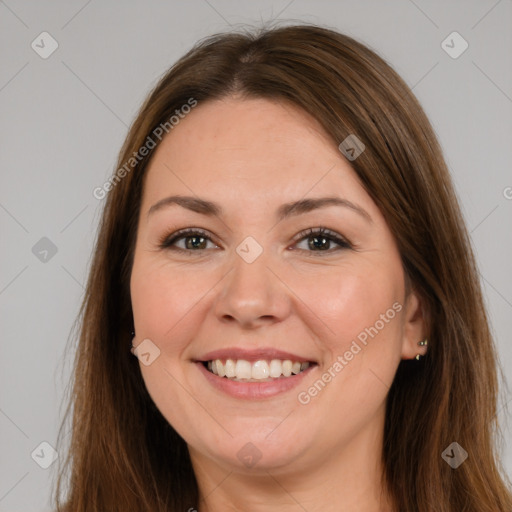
[196,348,316,363]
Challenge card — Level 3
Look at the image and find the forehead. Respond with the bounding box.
[141,97,375,217]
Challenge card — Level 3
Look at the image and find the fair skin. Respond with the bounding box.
[130,96,426,512]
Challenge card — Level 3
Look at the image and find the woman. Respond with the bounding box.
[53,23,512,511]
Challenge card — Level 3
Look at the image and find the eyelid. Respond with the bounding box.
[291,226,352,250]
[158,227,219,250]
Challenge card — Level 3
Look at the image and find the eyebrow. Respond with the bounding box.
[147,195,372,223]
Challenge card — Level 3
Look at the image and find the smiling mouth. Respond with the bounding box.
[203,359,314,382]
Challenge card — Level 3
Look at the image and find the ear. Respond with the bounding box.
[400,290,427,360]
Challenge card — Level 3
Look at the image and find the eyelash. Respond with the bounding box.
[158,226,352,256]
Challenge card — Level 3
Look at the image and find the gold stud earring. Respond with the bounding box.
[130,330,136,355]
[415,339,428,360]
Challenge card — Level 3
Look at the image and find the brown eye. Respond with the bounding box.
[159,228,218,252]
[293,227,352,254]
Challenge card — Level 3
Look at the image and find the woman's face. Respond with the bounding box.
[130,97,424,474]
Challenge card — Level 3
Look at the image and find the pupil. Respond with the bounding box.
[186,236,206,249]
[309,236,329,250]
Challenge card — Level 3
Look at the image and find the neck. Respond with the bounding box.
[189,404,396,512]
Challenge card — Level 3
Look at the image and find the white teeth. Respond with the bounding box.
[224,358,236,378]
[252,360,270,379]
[291,362,301,375]
[207,358,312,380]
[216,360,226,377]
[282,360,292,377]
[269,359,282,378]
[235,359,252,379]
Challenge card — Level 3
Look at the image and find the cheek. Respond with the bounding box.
[130,261,216,443]
[130,260,213,347]
[292,265,405,423]
[290,261,403,355]
[294,269,402,424]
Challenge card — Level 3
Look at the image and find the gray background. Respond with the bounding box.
[1,1,511,510]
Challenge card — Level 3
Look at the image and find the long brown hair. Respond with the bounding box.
[53,23,512,511]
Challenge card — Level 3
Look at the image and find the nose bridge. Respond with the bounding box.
[214,237,287,326]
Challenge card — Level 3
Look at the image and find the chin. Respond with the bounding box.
[191,420,314,472]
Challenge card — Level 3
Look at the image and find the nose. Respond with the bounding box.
[213,247,291,329]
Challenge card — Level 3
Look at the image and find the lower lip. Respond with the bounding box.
[196,362,315,399]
